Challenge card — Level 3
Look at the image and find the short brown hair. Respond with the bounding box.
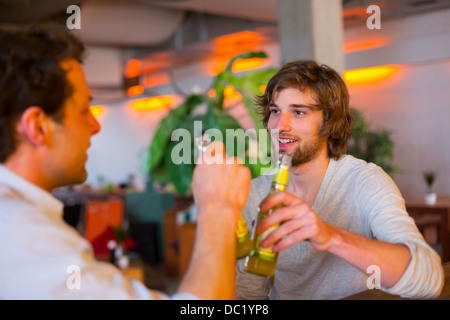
[0,23,85,163]
[257,60,354,160]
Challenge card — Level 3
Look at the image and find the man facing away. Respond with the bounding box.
[0,24,251,299]
[236,60,444,299]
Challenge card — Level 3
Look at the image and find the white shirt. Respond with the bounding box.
[0,165,196,300]
[237,155,444,299]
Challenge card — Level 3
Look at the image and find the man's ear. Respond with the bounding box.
[17,106,52,146]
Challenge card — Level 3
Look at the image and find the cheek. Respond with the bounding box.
[267,116,277,130]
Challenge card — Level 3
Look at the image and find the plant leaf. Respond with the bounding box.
[165,141,194,196]
[147,95,204,173]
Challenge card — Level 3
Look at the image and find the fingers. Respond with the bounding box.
[260,217,317,252]
[256,192,306,232]
[200,141,244,165]
[259,190,303,212]
[200,141,225,164]
[192,141,251,213]
[257,203,314,247]
[255,191,325,252]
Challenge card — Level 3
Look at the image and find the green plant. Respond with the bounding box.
[423,171,436,192]
[144,52,278,195]
[347,108,396,176]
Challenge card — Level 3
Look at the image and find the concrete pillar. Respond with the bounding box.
[276,0,345,74]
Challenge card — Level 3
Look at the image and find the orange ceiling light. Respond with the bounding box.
[125,59,141,78]
[344,39,391,53]
[89,105,104,117]
[131,95,174,111]
[144,74,171,88]
[126,85,144,97]
[343,65,398,85]
[213,31,261,54]
[208,30,267,75]
[231,57,266,73]
[208,56,267,76]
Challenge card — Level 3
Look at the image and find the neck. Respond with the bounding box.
[286,150,330,206]
[3,151,55,193]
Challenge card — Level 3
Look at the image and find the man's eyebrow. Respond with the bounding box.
[269,102,318,110]
[290,104,314,109]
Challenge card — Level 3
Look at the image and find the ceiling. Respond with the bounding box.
[2,0,450,48]
[2,0,450,100]
[2,0,450,26]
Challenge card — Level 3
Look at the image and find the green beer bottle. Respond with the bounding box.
[194,135,252,259]
[244,154,291,277]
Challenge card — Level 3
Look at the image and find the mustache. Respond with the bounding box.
[269,129,300,141]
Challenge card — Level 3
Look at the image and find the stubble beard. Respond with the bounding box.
[289,135,328,167]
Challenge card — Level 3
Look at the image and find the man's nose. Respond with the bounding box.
[90,113,101,135]
[276,113,291,132]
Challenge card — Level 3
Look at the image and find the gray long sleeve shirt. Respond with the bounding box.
[236,155,444,300]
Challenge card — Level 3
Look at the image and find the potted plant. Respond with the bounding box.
[144,51,278,197]
[423,171,437,205]
[347,108,396,177]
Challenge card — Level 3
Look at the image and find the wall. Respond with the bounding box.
[84,8,450,200]
[344,8,450,200]
[84,74,213,191]
[85,100,169,191]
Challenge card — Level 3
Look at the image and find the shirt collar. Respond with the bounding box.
[0,164,64,220]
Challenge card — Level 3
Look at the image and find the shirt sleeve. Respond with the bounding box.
[358,165,444,298]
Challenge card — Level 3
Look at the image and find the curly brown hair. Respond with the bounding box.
[257,60,354,160]
[0,23,85,163]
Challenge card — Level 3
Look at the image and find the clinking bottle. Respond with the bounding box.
[194,135,252,259]
[235,211,253,259]
[244,153,291,277]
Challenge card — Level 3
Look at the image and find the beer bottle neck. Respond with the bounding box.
[269,183,286,193]
[270,166,289,192]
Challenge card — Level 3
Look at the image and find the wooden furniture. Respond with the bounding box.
[163,209,180,276]
[406,195,450,262]
[178,222,196,278]
[343,262,450,300]
[162,210,197,278]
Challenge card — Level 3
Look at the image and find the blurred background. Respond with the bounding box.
[1,0,449,200]
[1,0,449,290]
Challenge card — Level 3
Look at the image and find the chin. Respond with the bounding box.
[71,170,88,186]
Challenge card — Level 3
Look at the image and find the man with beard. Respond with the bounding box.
[235,60,443,300]
[0,24,251,300]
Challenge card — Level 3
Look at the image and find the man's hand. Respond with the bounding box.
[256,191,337,252]
[192,141,251,222]
[181,141,251,299]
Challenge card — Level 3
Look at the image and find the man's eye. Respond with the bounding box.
[294,110,304,116]
[269,109,279,114]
